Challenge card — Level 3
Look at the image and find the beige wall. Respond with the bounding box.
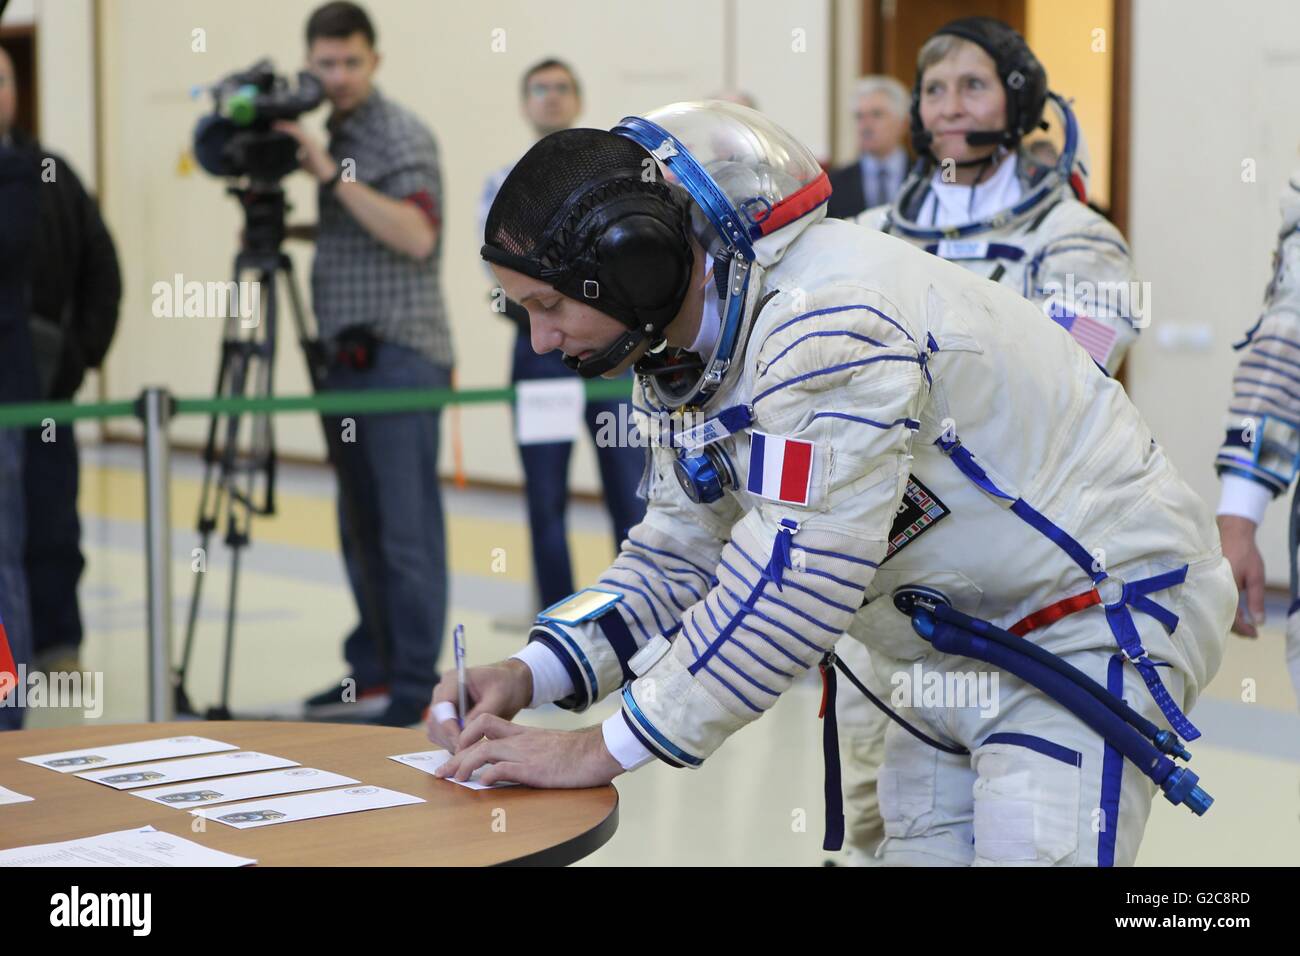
[92,0,833,490]
[1126,0,1300,582]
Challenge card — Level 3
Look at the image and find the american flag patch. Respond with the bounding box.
[747,430,815,505]
[1047,302,1118,367]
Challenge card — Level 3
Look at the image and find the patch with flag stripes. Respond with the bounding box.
[746,430,814,505]
[881,475,951,564]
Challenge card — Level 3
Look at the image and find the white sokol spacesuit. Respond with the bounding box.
[855,95,1139,377]
[1215,167,1300,702]
[497,101,1233,866]
[837,94,1144,864]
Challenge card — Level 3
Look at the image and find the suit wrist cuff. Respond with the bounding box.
[510,641,575,708]
[1217,473,1273,525]
[601,711,656,771]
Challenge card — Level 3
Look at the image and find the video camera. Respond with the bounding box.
[192,59,324,184]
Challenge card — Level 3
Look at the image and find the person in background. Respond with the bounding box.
[0,47,122,680]
[840,16,1142,866]
[1213,166,1300,706]
[0,46,39,730]
[277,1,455,727]
[826,76,909,219]
[478,58,645,612]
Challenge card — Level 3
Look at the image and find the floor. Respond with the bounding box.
[12,441,1300,865]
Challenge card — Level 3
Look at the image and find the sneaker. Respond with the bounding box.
[368,697,430,728]
[302,679,390,720]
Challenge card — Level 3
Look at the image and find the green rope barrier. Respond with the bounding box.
[0,378,635,429]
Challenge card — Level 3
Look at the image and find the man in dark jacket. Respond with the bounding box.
[0,45,122,677]
[0,44,40,730]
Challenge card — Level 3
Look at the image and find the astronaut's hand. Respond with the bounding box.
[434,719,622,789]
[1217,514,1266,637]
[426,659,533,751]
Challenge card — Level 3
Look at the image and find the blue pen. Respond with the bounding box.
[454,624,466,730]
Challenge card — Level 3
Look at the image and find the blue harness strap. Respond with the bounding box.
[818,653,845,852]
[934,434,1200,740]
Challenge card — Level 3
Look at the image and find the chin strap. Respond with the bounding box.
[562,328,660,378]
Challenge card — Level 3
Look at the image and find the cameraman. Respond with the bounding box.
[276,2,454,727]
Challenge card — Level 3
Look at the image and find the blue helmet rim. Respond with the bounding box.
[613,114,758,261]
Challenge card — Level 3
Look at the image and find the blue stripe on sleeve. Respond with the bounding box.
[753,355,923,406]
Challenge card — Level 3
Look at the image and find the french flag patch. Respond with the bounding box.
[747,430,815,505]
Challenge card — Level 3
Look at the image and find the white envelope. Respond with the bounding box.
[0,825,255,867]
[192,785,425,829]
[76,751,298,789]
[0,785,33,805]
[389,750,519,790]
[131,768,358,808]
[20,736,237,773]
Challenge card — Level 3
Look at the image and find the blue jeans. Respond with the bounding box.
[24,424,84,655]
[322,343,451,706]
[511,335,646,609]
[0,428,31,730]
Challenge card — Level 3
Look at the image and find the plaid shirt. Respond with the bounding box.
[312,86,454,368]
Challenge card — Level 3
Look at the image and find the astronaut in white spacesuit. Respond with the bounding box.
[837,16,1145,864]
[1214,167,1300,704]
[428,99,1234,866]
[856,17,1138,377]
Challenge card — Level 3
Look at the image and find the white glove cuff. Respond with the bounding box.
[1217,473,1272,526]
[511,641,576,708]
[601,711,656,771]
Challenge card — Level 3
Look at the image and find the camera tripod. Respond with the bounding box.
[174,182,387,719]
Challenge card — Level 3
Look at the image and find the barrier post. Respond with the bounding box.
[136,387,175,722]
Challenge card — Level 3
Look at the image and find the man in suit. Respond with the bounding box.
[827,76,909,220]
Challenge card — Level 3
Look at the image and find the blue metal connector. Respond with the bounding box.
[1161,767,1213,816]
[1153,729,1191,761]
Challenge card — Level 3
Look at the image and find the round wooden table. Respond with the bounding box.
[0,721,618,866]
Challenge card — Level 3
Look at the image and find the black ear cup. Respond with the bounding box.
[593,213,693,321]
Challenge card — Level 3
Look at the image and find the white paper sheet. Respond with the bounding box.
[515,378,585,444]
[0,785,33,805]
[389,750,520,790]
[131,768,358,808]
[20,736,237,773]
[0,825,256,867]
[192,785,425,829]
[76,751,298,790]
